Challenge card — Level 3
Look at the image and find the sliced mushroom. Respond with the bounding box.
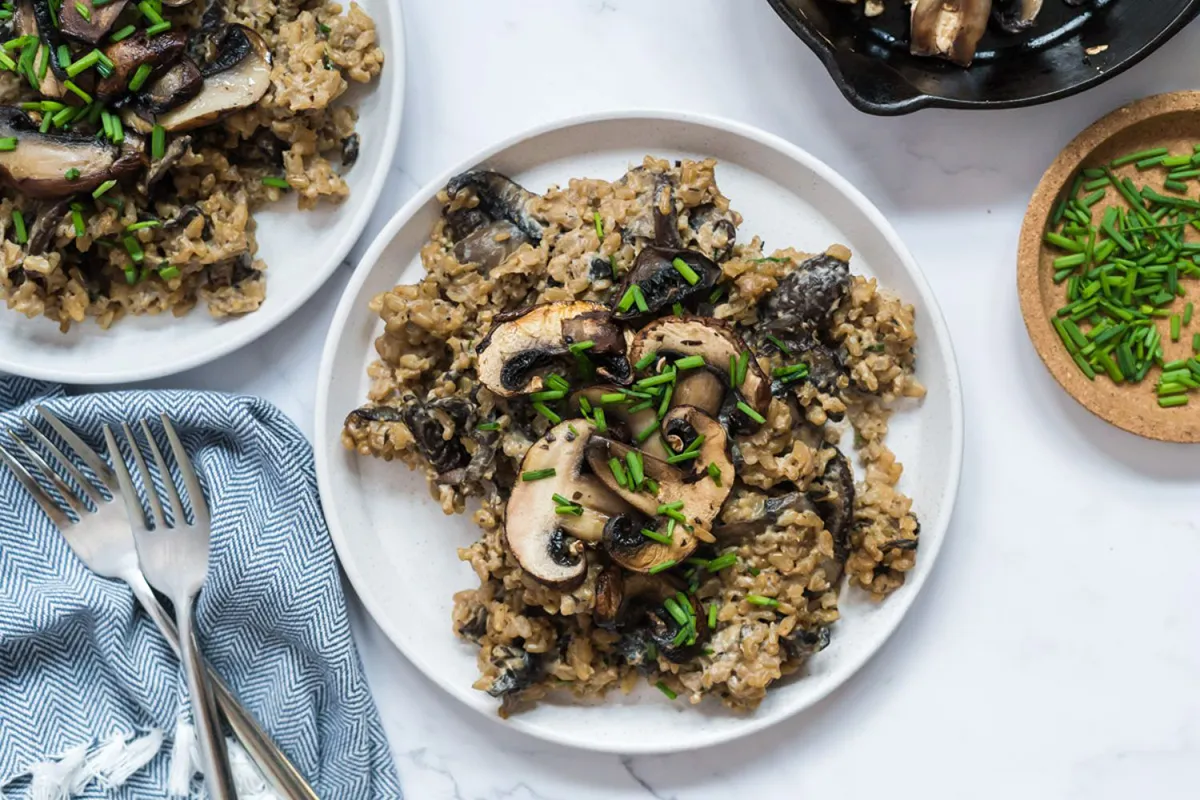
[25,0,70,80]
[781,626,831,662]
[345,396,475,475]
[910,0,992,67]
[812,447,855,564]
[25,198,68,254]
[0,107,143,198]
[765,334,847,397]
[16,1,65,96]
[659,405,735,509]
[144,133,191,189]
[484,645,540,698]
[505,420,631,588]
[569,385,670,462]
[600,512,697,573]
[594,570,677,628]
[761,247,851,337]
[445,170,544,244]
[627,316,771,428]
[453,220,528,272]
[713,490,816,542]
[686,203,737,263]
[611,245,720,321]
[59,0,130,44]
[97,30,187,98]
[992,0,1042,33]
[142,26,270,131]
[476,301,631,397]
[671,370,723,417]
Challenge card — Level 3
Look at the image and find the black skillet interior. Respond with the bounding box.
[767,0,1200,115]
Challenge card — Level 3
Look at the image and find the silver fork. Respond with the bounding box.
[0,407,317,799]
[104,416,236,800]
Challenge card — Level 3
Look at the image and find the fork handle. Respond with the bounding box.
[178,596,238,800]
[127,577,318,799]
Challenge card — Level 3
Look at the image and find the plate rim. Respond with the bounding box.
[0,0,407,384]
[314,109,965,753]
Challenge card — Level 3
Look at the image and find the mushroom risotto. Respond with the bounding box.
[344,157,925,715]
[0,0,383,331]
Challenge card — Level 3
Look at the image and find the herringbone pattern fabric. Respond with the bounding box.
[0,377,401,799]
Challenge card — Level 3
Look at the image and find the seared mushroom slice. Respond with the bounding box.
[569,385,670,462]
[713,490,816,542]
[97,31,187,98]
[764,333,848,397]
[600,512,697,574]
[16,1,67,96]
[761,247,851,337]
[910,0,991,67]
[812,447,856,563]
[144,134,191,189]
[476,301,631,397]
[585,410,732,535]
[672,370,724,417]
[611,245,720,321]
[595,569,709,663]
[446,170,545,244]
[0,107,143,198]
[142,26,271,131]
[686,203,738,263]
[992,0,1042,33]
[453,220,528,272]
[59,0,131,44]
[627,316,771,428]
[505,420,631,588]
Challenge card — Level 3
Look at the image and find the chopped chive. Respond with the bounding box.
[655,681,677,700]
[1194,333,1200,353]
[1111,148,1168,168]
[735,351,750,387]
[736,401,765,424]
[56,44,70,68]
[745,594,779,608]
[137,0,163,23]
[568,339,594,355]
[635,370,676,389]
[599,392,626,404]
[145,19,170,36]
[63,80,92,103]
[528,389,565,402]
[11,209,26,243]
[261,176,290,190]
[0,136,15,151]
[128,61,152,91]
[625,450,644,489]
[151,124,165,161]
[706,553,737,572]
[1171,314,1183,341]
[674,355,705,370]
[64,47,98,77]
[707,603,718,629]
[663,598,688,625]
[648,560,677,575]
[672,301,683,317]
[634,350,657,370]
[1159,395,1188,408]
[656,382,673,419]
[665,451,699,464]
[71,209,85,237]
[1136,155,1167,169]
[155,265,179,280]
[617,285,636,312]
[521,468,556,482]
[74,0,90,19]
[706,461,721,486]
[631,284,648,312]
[642,528,672,545]
[593,210,603,241]
[1186,302,1194,326]
[765,334,791,355]
[91,178,116,199]
[671,257,700,285]
[708,285,724,304]
[125,219,160,232]
[608,457,628,489]
[123,234,145,261]
[644,476,659,495]
[635,423,658,444]
[532,402,560,424]
[110,24,136,42]
[657,500,684,512]
[477,421,500,431]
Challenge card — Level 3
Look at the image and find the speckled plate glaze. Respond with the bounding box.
[315,111,964,753]
[0,0,404,383]
[1019,92,1200,442]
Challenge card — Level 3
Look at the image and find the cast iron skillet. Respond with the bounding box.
[767,0,1200,115]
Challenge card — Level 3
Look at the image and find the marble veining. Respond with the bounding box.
[123,0,1200,796]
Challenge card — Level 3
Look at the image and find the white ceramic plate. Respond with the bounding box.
[315,112,964,753]
[0,0,404,384]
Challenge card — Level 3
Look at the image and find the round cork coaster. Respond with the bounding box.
[1018,91,1200,443]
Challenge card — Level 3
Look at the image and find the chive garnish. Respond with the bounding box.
[608,457,628,488]
[157,266,180,280]
[262,176,290,190]
[599,392,625,404]
[655,681,677,700]
[521,468,556,482]
[128,61,152,91]
[706,552,737,572]
[71,209,85,237]
[648,560,677,575]
[746,594,779,608]
[631,284,648,312]
[592,408,607,434]
[122,234,143,261]
[642,528,672,545]
[657,501,684,512]
[477,421,500,431]
[644,477,659,495]
[151,124,165,161]
[706,461,721,486]
[62,80,91,103]
[634,423,658,443]
[74,0,90,19]
[625,450,644,489]
[735,351,750,386]
[671,257,700,285]
[528,389,565,402]
[593,210,603,241]
[707,603,718,629]
[634,350,657,370]
[568,339,594,355]
[91,179,116,199]
[635,370,675,389]
[736,401,765,424]
[532,402,560,424]
[11,209,26,244]
[0,136,16,151]
[765,334,791,355]
[110,24,136,42]
[125,220,160,232]
[674,355,704,371]
[617,285,636,312]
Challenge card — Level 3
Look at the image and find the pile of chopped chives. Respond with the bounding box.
[1045,145,1200,408]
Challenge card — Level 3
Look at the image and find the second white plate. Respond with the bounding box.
[314,111,964,753]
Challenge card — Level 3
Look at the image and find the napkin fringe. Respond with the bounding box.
[1,730,162,800]
[166,717,281,800]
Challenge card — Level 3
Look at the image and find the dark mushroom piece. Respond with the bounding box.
[0,107,143,198]
[611,245,720,322]
[781,626,831,662]
[760,247,851,337]
[599,512,697,574]
[131,57,205,116]
[484,644,540,699]
[713,490,816,542]
[686,203,738,263]
[96,31,188,99]
[455,605,489,643]
[58,0,131,44]
[764,333,848,397]
[476,301,631,397]
[16,0,67,97]
[445,170,545,244]
[25,199,69,254]
[452,220,528,273]
[595,568,708,663]
[133,25,271,132]
[344,396,474,476]
[910,0,991,67]
[992,0,1042,33]
[144,134,191,189]
[341,133,360,170]
[504,420,633,588]
[627,316,771,431]
[811,447,855,565]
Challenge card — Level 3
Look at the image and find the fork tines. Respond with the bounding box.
[104,415,210,531]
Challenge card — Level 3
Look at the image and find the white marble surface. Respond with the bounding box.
[138,1,1200,796]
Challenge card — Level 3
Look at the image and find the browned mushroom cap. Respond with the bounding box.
[504,420,631,588]
[0,107,143,198]
[671,370,723,417]
[476,301,631,397]
[659,405,734,516]
[600,512,697,573]
[910,0,990,66]
[593,567,677,628]
[59,0,131,44]
[97,31,188,99]
[627,316,770,426]
[136,57,204,115]
[138,26,271,131]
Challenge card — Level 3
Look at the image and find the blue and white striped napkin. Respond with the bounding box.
[0,377,401,799]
